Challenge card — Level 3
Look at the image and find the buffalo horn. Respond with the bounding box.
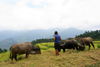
[60,42,65,46]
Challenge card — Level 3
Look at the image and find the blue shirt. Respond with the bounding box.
[55,34,60,43]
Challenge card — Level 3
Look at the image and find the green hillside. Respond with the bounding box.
[0,41,100,67]
[0,52,10,62]
[75,30,100,40]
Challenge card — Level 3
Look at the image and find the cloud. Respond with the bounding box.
[0,0,100,30]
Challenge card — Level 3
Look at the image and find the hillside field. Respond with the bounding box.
[0,41,100,67]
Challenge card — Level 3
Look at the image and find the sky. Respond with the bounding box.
[0,0,100,31]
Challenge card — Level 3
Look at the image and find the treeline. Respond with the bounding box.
[0,48,7,53]
[75,30,100,40]
[31,30,100,45]
[31,38,54,45]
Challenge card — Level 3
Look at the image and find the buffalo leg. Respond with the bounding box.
[26,53,29,58]
[63,48,65,52]
[75,46,79,50]
[88,44,91,50]
[11,57,13,62]
[73,47,75,50]
[15,54,18,61]
[26,50,30,58]
[11,53,15,62]
[91,42,95,49]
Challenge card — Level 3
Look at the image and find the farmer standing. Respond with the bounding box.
[54,31,61,56]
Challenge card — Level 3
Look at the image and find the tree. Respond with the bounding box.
[3,49,7,52]
[75,30,100,40]
[31,38,54,45]
[0,48,3,53]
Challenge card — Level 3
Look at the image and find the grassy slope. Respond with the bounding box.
[0,49,100,67]
[0,52,10,62]
[0,41,100,67]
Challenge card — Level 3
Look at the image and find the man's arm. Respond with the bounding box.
[60,37,61,40]
[54,37,56,41]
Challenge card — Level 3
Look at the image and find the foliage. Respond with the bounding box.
[75,30,100,40]
[31,38,54,45]
[3,49,7,52]
[0,48,3,53]
[0,48,7,53]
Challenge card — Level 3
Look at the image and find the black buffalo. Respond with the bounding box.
[59,39,80,52]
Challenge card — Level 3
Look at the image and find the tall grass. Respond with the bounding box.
[0,52,10,62]
[0,41,100,62]
[0,48,100,67]
[36,42,54,53]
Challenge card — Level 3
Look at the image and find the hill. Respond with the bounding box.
[0,48,100,67]
[0,28,85,42]
[75,30,100,40]
[0,30,27,42]
[0,41,100,67]
[60,28,85,39]
[0,28,85,49]
[0,38,17,50]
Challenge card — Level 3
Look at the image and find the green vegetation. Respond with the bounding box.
[31,38,54,45]
[0,41,100,67]
[36,42,55,53]
[75,30,100,40]
[0,41,100,62]
[0,51,10,62]
[0,47,100,67]
[0,48,7,53]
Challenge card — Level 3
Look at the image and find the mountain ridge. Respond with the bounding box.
[0,27,85,49]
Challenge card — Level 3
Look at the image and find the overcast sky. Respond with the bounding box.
[0,0,100,31]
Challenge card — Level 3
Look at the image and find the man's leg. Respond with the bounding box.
[58,44,61,52]
[54,43,59,56]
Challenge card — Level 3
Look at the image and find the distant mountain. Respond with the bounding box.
[0,38,17,50]
[0,28,85,42]
[0,28,86,49]
[13,28,66,43]
[0,30,27,42]
[59,28,85,39]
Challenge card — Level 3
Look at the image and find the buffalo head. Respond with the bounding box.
[78,44,85,51]
[35,46,41,54]
[32,45,41,54]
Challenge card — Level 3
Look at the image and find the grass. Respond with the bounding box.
[0,52,10,62]
[0,41,100,67]
[0,49,100,67]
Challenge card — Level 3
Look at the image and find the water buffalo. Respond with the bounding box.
[10,42,41,62]
[79,37,95,50]
[59,39,79,52]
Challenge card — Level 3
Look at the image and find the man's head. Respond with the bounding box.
[54,31,58,35]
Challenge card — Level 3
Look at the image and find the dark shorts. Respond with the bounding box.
[54,43,60,50]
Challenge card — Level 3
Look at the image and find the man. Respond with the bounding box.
[54,31,61,56]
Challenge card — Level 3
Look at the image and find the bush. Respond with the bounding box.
[97,45,100,48]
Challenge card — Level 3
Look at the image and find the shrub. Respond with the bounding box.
[97,45,100,48]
